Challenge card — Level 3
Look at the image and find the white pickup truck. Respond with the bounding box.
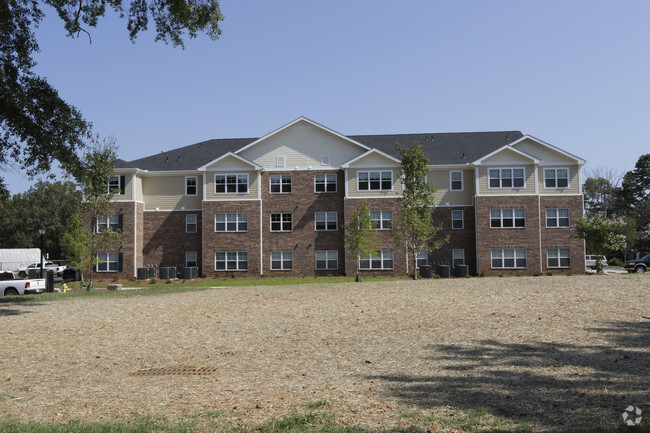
[18,262,66,277]
[0,272,46,296]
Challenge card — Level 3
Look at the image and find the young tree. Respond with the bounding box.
[616,154,650,252]
[1,0,223,188]
[64,137,125,289]
[574,215,626,273]
[582,167,623,217]
[391,142,448,279]
[344,201,378,282]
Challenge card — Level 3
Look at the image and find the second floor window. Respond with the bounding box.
[270,175,292,193]
[450,171,463,191]
[544,168,569,188]
[489,168,525,189]
[185,176,197,196]
[490,209,525,228]
[98,214,120,232]
[271,213,292,231]
[371,210,392,230]
[186,214,197,233]
[315,212,337,231]
[451,210,464,229]
[358,171,392,191]
[215,174,248,194]
[546,208,570,227]
[215,213,247,232]
[315,174,337,192]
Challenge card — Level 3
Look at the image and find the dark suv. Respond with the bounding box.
[624,254,650,273]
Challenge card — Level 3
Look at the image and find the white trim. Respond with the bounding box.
[451,209,464,230]
[486,167,527,190]
[542,167,570,190]
[341,148,401,168]
[315,250,338,270]
[472,145,540,166]
[235,116,370,155]
[508,134,586,165]
[213,173,250,195]
[144,208,203,212]
[202,198,261,202]
[259,198,263,275]
[198,152,262,171]
[133,202,137,278]
[356,170,394,192]
[314,211,338,231]
[345,195,403,200]
[185,175,198,196]
[449,170,464,191]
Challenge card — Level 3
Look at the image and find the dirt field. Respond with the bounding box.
[1,275,648,431]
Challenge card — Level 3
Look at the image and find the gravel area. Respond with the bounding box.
[1,275,648,431]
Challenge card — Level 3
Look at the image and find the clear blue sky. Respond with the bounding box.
[4,0,650,193]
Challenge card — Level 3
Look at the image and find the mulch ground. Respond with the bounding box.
[1,275,648,431]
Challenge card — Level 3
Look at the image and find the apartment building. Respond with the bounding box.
[105,117,585,278]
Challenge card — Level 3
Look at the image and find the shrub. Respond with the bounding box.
[165,279,172,284]
[609,257,622,266]
[546,271,553,276]
[498,272,504,278]
[149,278,156,284]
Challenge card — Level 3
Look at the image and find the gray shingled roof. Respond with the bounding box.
[115,131,523,171]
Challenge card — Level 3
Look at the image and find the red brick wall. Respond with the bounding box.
[430,206,477,275]
[539,195,585,274]
[142,210,202,271]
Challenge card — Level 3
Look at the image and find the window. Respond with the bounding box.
[185,176,197,196]
[450,171,463,191]
[359,250,394,270]
[416,251,428,269]
[453,249,465,267]
[98,214,120,232]
[215,213,247,232]
[544,168,569,188]
[315,250,338,270]
[270,175,292,193]
[271,251,292,270]
[358,171,393,191]
[270,213,292,231]
[451,210,464,229]
[546,208,570,227]
[315,212,337,231]
[215,174,248,194]
[488,168,525,189]
[491,249,527,268]
[371,211,392,230]
[548,248,571,268]
[315,174,337,192]
[490,209,526,228]
[215,252,248,270]
[186,252,198,267]
[108,176,123,194]
[97,252,120,272]
[186,214,197,233]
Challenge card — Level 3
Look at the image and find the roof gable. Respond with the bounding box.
[510,135,585,165]
[342,148,401,168]
[198,152,262,171]
[473,145,540,166]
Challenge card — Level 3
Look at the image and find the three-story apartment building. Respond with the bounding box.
[105,117,585,278]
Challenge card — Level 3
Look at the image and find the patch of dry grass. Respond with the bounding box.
[0,275,648,431]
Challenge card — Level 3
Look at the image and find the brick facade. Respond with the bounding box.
[142,210,202,270]
[539,195,586,274]
[430,206,477,275]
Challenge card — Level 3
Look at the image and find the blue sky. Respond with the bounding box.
[4,0,650,193]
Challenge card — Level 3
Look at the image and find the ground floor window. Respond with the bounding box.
[547,248,570,268]
[491,249,527,268]
[186,252,198,267]
[453,249,465,267]
[215,252,248,270]
[416,251,428,269]
[315,250,338,270]
[97,252,119,271]
[359,250,394,270]
[271,251,292,270]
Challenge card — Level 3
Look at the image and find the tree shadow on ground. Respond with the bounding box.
[0,296,41,316]
[369,320,650,431]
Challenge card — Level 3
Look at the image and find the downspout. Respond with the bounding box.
[535,164,542,274]
[132,173,137,278]
[474,165,480,275]
[259,171,263,276]
[344,169,349,275]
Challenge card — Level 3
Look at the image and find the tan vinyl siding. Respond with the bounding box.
[483,148,535,164]
[205,171,258,201]
[538,165,580,195]
[205,155,256,171]
[513,138,578,164]
[135,176,144,202]
[121,175,133,200]
[429,168,474,206]
[347,168,402,198]
[239,121,365,168]
[477,164,535,195]
[142,175,203,210]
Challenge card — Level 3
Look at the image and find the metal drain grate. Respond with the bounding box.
[131,366,218,376]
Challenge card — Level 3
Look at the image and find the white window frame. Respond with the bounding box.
[185,176,198,196]
[315,174,337,193]
[97,252,119,272]
[315,212,337,231]
[270,213,292,232]
[270,174,292,194]
[97,214,120,232]
[544,168,569,189]
[546,208,570,228]
[491,249,527,269]
[276,156,285,167]
[451,210,464,229]
[371,210,392,230]
[359,250,394,270]
[453,249,465,267]
[186,214,197,233]
[490,209,526,228]
[416,251,428,269]
[214,173,249,194]
[488,168,526,189]
[215,251,248,271]
[357,170,393,191]
[186,251,198,267]
[315,250,338,270]
[547,248,571,268]
[215,213,248,232]
[271,251,292,270]
[450,171,464,191]
[107,176,122,195]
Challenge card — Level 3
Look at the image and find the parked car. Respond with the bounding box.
[585,255,608,270]
[623,254,650,273]
[1,272,46,295]
[18,262,66,277]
